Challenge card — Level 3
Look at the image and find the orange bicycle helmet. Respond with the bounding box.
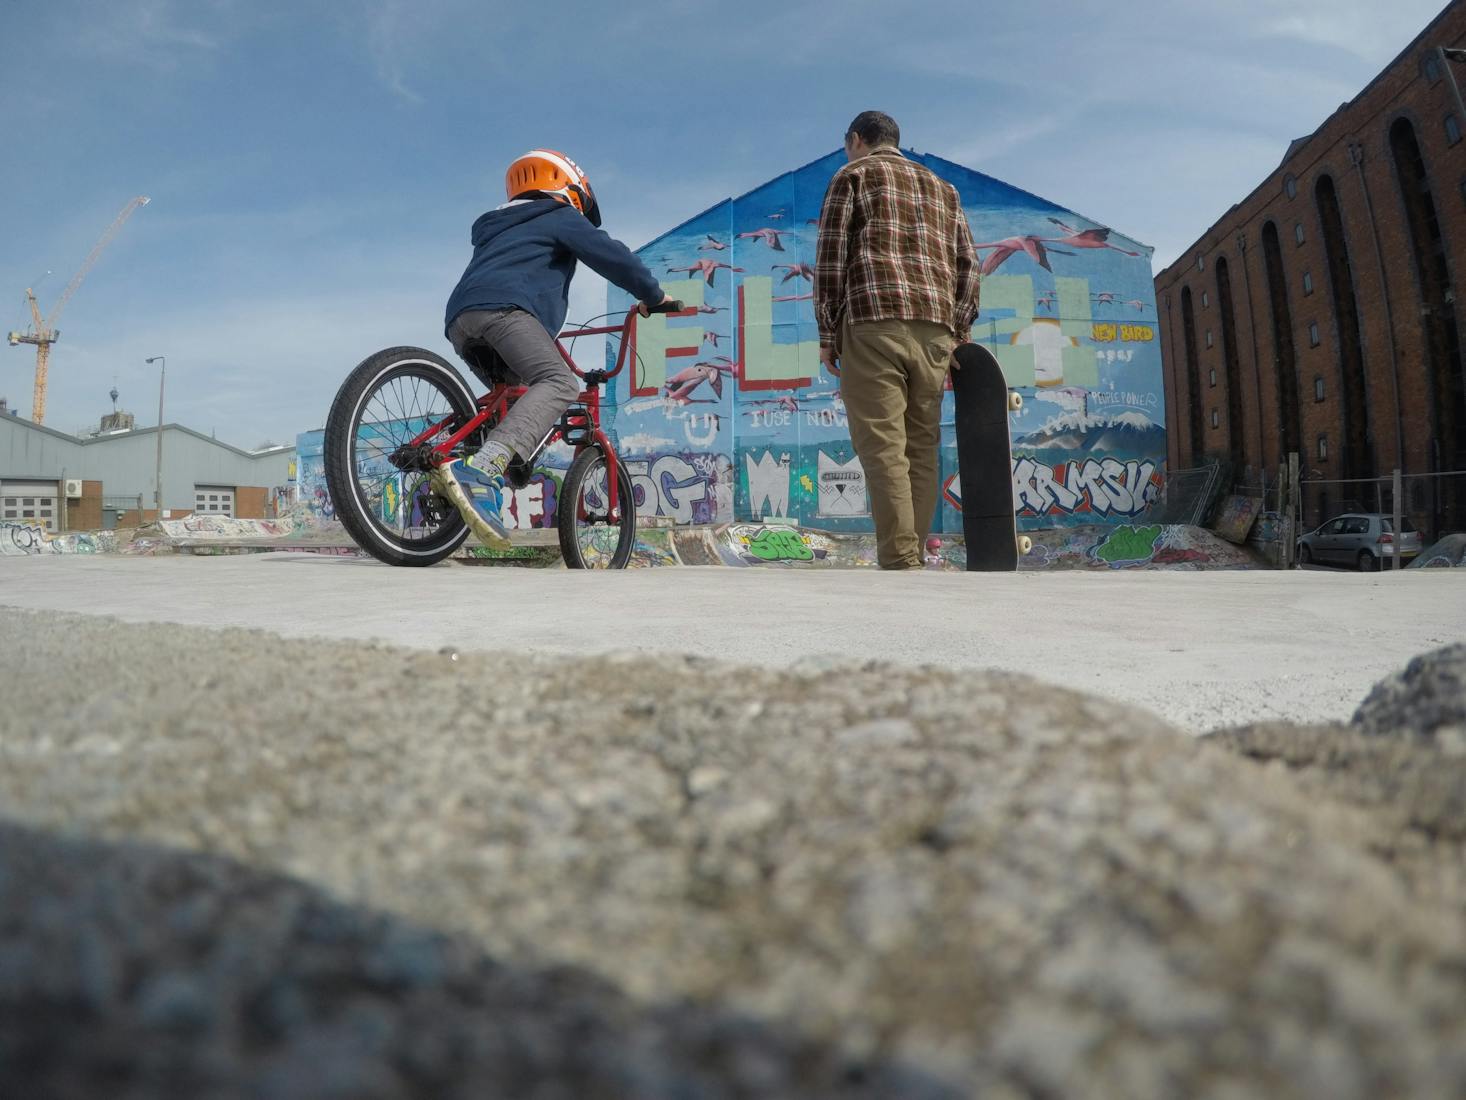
[505,149,601,227]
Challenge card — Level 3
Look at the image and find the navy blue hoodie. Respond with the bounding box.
[444,198,664,337]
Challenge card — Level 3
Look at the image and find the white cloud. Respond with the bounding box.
[73,0,227,66]
[363,0,425,104]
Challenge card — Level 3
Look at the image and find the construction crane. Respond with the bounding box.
[7,196,150,425]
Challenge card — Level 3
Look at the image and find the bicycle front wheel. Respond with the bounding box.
[558,447,637,569]
[324,346,477,566]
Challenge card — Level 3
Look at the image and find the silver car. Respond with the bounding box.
[1298,513,1423,571]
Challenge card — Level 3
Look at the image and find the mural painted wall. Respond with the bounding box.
[296,150,1163,535]
[605,150,1166,532]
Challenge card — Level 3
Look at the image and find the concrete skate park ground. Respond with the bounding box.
[5,553,1463,732]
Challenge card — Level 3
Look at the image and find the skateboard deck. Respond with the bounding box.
[950,343,1029,571]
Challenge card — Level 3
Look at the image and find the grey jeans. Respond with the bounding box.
[447,308,581,461]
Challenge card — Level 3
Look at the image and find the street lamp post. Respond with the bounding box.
[147,356,165,522]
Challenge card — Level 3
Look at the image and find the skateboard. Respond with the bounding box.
[950,342,1031,571]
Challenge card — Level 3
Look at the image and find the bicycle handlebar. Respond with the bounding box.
[559,301,692,382]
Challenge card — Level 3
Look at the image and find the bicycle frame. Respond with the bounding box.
[401,304,693,519]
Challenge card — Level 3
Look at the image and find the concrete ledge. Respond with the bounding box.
[4,513,1269,571]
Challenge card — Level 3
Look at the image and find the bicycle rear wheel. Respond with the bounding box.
[558,447,637,569]
[324,347,477,566]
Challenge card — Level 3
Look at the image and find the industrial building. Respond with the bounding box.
[0,405,293,532]
[1154,1,1466,537]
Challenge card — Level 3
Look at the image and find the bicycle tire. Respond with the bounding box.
[324,346,477,567]
[558,446,637,569]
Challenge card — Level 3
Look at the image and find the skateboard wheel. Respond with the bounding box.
[1008,392,1023,411]
[1017,535,1032,555]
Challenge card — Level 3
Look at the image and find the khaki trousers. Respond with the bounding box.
[839,318,952,569]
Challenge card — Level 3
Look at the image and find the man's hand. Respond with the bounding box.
[819,344,840,377]
[637,294,674,318]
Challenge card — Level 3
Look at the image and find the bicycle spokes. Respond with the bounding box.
[353,375,463,541]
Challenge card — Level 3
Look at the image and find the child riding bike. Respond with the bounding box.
[433,148,672,547]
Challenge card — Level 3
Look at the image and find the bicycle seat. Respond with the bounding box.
[458,341,514,387]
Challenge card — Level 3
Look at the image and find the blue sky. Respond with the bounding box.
[0,0,1449,446]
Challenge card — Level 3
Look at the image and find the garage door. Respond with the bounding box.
[194,485,235,516]
[1,481,60,532]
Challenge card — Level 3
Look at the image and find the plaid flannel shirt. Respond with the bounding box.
[814,148,980,348]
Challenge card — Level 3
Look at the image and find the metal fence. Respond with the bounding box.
[1152,461,1226,526]
[1296,468,1466,568]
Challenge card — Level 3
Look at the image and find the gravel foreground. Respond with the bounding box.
[1,608,1464,1098]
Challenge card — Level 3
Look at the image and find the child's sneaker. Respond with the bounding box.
[430,457,511,549]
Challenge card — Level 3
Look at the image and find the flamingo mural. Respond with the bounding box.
[773,262,815,284]
[972,234,1074,275]
[1045,218,1141,257]
[697,235,728,252]
[664,359,735,403]
[737,228,788,251]
[748,395,800,414]
[667,259,745,287]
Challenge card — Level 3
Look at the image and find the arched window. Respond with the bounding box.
[1262,222,1302,460]
[1314,174,1373,482]
[1214,256,1248,463]
[1181,287,1206,463]
[1391,117,1465,533]
[1285,175,1298,199]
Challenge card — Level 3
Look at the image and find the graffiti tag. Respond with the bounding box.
[741,526,814,562]
[1013,457,1162,518]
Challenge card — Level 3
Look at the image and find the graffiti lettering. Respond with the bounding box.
[743,527,814,562]
[1120,324,1154,342]
[1,521,44,555]
[1,522,116,556]
[804,408,848,429]
[1091,390,1159,408]
[750,408,792,428]
[502,479,546,530]
[1095,524,1163,564]
[627,454,715,524]
[1012,457,1162,518]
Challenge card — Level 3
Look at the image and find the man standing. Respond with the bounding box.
[814,111,981,569]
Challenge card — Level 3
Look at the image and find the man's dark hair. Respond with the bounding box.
[846,111,900,148]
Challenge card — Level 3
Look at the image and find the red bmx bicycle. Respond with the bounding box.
[323,301,686,569]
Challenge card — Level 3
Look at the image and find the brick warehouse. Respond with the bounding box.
[1154,1,1466,539]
